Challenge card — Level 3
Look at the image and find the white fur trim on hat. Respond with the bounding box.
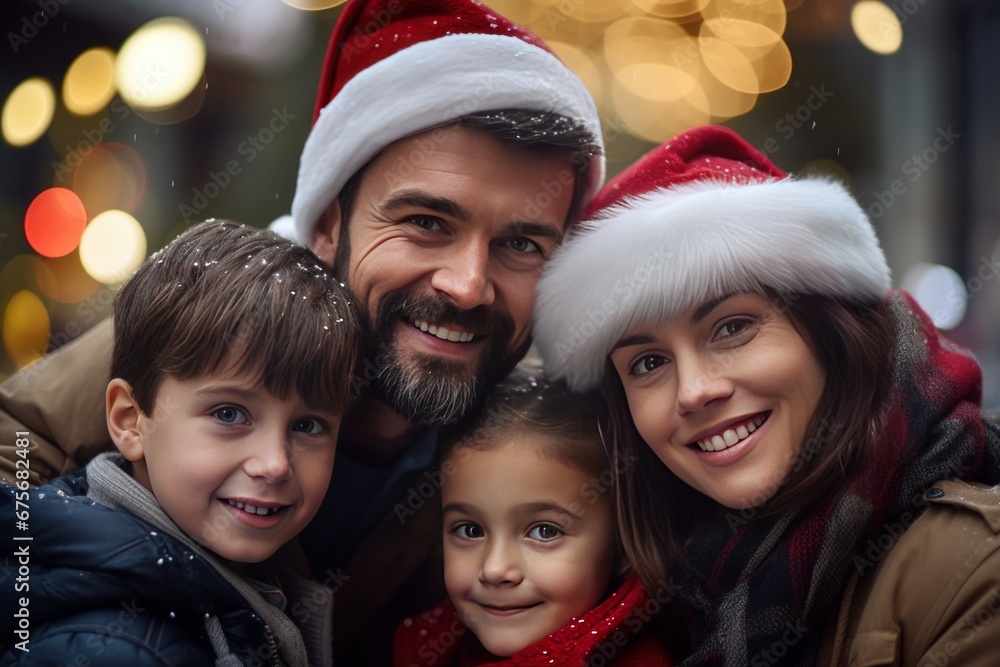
[280,33,603,246]
[533,177,892,392]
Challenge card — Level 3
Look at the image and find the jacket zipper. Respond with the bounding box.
[262,623,281,667]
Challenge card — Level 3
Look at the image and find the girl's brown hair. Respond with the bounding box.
[439,364,609,483]
[603,293,895,591]
[111,220,360,416]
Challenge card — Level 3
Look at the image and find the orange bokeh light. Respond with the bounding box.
[72,142,147,216]
[24,188,88,258]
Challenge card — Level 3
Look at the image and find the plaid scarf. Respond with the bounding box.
[675,291,999,666]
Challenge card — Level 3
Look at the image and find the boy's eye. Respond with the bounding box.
[455,523,484,539]
[213,406,248,425]
[527,524,562,541]
[630,354,666,376]
[291,418,326,435]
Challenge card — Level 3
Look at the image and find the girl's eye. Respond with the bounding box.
[213,406,248,425]
[629,355,666,376]
[291,418,326,435]
[528,524,562,541]
[455,523,484,540]
[715,317,755,340]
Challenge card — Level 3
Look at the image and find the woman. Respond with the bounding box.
[533,125,1000,666]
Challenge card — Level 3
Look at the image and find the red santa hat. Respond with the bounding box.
[533,125,892,392]
[270,0,604,245]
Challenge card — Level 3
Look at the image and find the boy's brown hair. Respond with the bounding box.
[111,219,359,416]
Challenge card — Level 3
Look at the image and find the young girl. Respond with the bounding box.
[533,125,1000,666]
[392,367,675,666]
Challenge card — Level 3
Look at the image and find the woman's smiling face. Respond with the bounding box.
[609,292,827,510]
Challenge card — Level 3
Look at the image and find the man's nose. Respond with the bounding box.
[429,239,496,310]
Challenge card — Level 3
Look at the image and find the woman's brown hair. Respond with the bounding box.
[603,293,895,592]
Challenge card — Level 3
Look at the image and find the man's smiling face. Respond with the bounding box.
[314,123,575,424]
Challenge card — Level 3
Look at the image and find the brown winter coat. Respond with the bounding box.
[818,479,1000,667]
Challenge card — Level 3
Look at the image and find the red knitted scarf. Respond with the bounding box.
[393,575,674,666]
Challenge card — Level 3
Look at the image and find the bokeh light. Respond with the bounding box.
[629,0,711,20]
[80,210,147,284]
[115,18,206,112]
[554,0,629,24]
[2,78,56,147]
[63,47,117,116]
[3,290,50,369]
[685,59,759,118]
[901,263,967,330]
[612,76,710,143]
[851,1,903,55]
[278,0,348,10]
[699,26,792,94]
[702,0,788,37]
[35,251,102,304]
[72,142,147,216]
[548,41,604,105]
[24,188,88,258]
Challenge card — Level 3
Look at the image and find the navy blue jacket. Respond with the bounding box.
[1,470,284,666]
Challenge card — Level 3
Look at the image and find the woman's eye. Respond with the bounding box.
[716,317,755,340]
[456,523,484,539]
[213,406,248,425]
[291,418,326,435]
[528,524,562,541]
[630,355,665,376]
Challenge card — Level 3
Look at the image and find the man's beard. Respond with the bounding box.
[361,292,529,425]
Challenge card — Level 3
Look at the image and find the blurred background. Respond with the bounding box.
[1,0,999,406]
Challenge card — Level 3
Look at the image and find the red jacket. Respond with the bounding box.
[393,575,674,667]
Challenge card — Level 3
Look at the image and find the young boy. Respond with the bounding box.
[392,367,675,666]
[1,220,358,666]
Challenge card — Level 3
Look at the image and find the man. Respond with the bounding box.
[0,0,603,663]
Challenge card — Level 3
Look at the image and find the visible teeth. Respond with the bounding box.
[697,414,767,453]
[227,500,277,516]
[413,319,474,343]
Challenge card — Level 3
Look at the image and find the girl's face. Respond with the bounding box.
[609,292,826,510]
[441,436,616,657]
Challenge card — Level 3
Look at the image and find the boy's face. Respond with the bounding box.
[111,370,341,565]
[441,436,616,657]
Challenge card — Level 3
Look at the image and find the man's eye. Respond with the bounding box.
[630,355,666,376]
[505,237,541,255]
[213,406,248,425]
[409,216,441,231]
